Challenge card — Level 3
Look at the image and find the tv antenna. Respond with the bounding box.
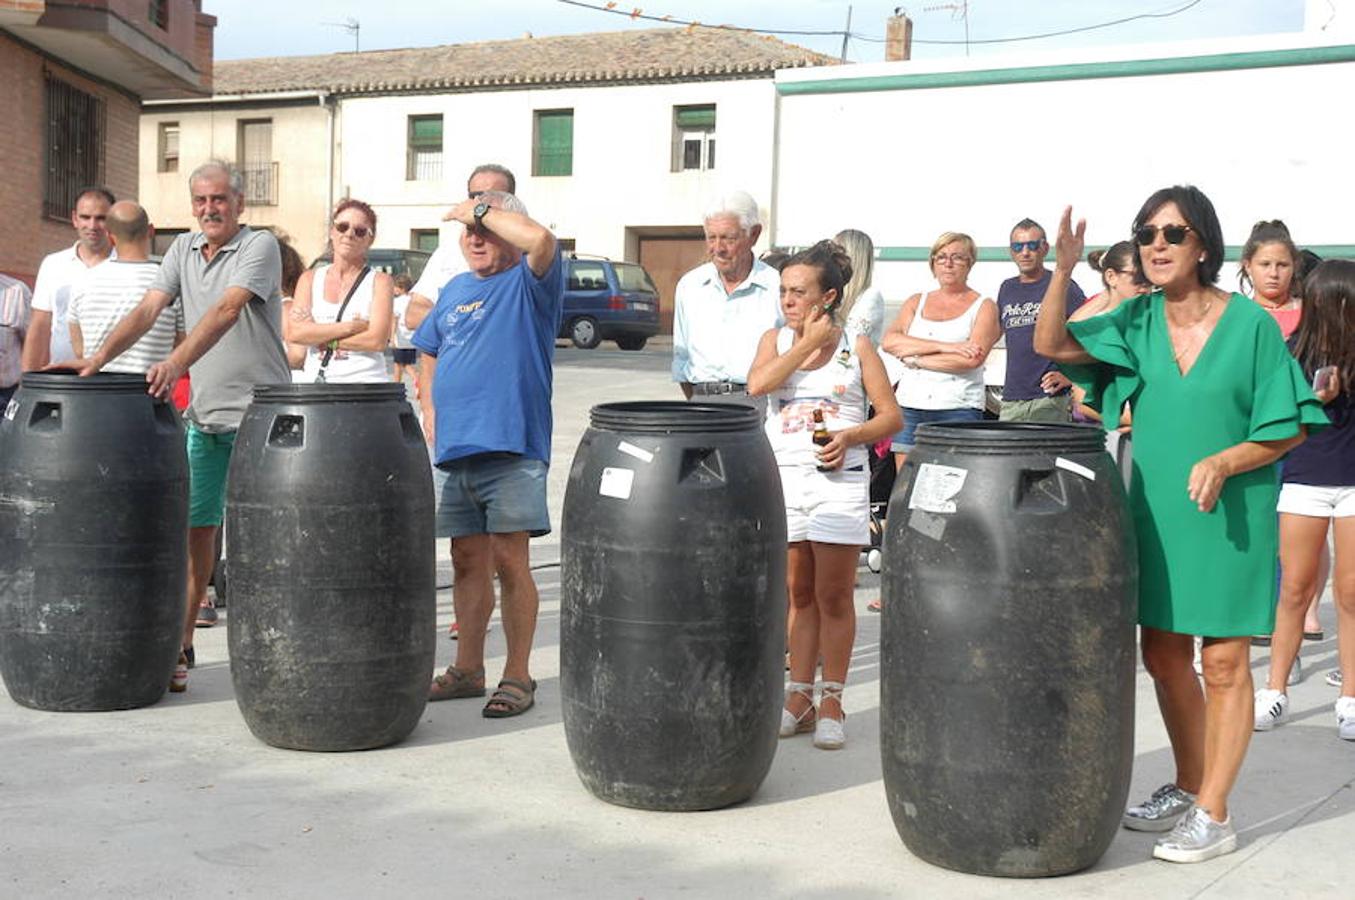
[924,1,970,56]
[323,17,360,52]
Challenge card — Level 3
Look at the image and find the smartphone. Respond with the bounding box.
[1312,365,1337,394]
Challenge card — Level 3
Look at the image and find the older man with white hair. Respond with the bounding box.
[671,191,782,414]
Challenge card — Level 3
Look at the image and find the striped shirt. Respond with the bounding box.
[1,273,32,389]
[68,260,183,375]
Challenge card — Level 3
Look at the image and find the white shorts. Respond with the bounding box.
[1277,483,1355,518]
[779,465,870,545]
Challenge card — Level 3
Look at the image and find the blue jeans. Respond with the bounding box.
[890,406,983,453]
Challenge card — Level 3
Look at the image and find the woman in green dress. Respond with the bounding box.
[1033,185,1327,864]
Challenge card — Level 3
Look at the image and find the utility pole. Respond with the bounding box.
[840,5,853,63]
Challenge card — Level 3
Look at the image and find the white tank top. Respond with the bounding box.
[300,265,389,384]
[894,291,986,410]
[764,329,869,470]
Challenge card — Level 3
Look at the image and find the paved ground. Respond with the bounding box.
[3,342,1353,898]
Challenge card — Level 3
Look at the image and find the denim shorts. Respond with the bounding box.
[434,452,550,539]
[187,424,236,528]
[890,406,983,454]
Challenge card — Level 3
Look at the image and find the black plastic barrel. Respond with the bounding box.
[561,402,786,810]
[226,383,434,751]
[881,422,1138,877]
[0,372,187,711]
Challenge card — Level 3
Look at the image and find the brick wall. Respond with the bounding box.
[0,34,140,285]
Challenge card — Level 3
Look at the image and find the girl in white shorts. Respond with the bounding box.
[1253,259,1355,740]
[748,240,901,751]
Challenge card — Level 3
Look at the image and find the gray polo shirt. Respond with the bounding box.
[150,226,290,432]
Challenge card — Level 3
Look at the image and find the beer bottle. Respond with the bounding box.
[812,408,832,472]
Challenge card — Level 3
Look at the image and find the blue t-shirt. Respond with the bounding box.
[411,249,564,465]
[997,269,1085,401]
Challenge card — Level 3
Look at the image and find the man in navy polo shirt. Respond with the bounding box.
[997,217,1085,421]
[412,190,562,718]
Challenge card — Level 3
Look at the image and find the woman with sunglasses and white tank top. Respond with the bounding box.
[286,199,394,384]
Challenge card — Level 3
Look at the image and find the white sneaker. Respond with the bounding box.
[1336,696,1355,742]
[1254,688,1289,731]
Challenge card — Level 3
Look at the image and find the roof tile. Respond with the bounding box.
[214,27,836,95]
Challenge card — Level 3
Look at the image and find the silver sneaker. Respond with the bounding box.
[1327,669,1344,688]
[1152,806,1237,863]
[1123,783,1196,832]
[1288,653,1303,687]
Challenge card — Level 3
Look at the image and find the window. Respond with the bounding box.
[237,119,276,205]
[567,260,608,292]
[153,228,189,258]
[672,104,716,172]
[614,264,658,294]
[157,122,179,173]
[410,229,439,253]
[43,76,104,220]
[533,109,573,177]
[407,115,442,181]
[148,0,169,29]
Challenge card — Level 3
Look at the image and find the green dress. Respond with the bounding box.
[1066,291,1328,636]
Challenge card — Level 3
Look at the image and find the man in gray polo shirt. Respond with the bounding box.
[79,160,289,687]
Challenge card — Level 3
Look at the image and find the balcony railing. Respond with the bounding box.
[240,162,279,206]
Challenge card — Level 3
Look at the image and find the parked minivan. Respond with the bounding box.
[559,256,660,350]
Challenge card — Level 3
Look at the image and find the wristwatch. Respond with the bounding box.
[472,202,490,230]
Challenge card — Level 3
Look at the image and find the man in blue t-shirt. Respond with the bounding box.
[997,217,1085,422]
[412,190,563,718]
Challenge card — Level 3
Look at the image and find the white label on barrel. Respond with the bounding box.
[3,399,16,421]
[599,466,635,500]
[1055,457,1095,481]
[617,441,654,463]
[909,463,967,514]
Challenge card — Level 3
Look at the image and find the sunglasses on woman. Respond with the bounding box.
[1134,224,1193,246]
[334,221,371,238]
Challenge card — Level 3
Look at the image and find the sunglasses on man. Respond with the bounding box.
[1010,239,1043,253]
[1134,224,1194,246]
[333,221,370,238]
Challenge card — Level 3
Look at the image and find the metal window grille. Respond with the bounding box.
[407,116,443,181]
[149,0,169,29]
[534,110,573,177]
[238,119,276,205]
[43,76,104,220]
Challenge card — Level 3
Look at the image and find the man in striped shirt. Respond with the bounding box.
[68,202,183,373]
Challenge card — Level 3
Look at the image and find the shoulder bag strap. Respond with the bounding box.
[315,266,371,383]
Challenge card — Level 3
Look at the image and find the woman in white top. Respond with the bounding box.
[835,229,885,347]
[286,199,394,384]
[748,240,901,751]
[881,231,1001,470]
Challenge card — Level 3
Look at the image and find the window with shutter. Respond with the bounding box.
[534,110,574,177]
[407,115,443,181]
[672,104,716,172]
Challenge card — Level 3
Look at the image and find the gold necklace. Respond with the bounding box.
[1169,298,1215,364]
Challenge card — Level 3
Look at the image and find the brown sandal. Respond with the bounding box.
[482,678,536,718]
[429,665,486,701]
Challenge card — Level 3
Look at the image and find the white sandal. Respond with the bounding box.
[779,681,816,737]
[813,681,846,750]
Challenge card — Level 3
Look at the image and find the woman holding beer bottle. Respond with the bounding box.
[748,240,901,750]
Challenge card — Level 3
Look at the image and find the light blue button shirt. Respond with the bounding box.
[671,259,783,384]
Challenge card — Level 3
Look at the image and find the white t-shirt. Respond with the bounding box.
[764,329,869,471]
[391,293,416,349]
[411,239,467,303]
[68,259,183,375]
[32,243,116,362]
[300,265,388,384]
